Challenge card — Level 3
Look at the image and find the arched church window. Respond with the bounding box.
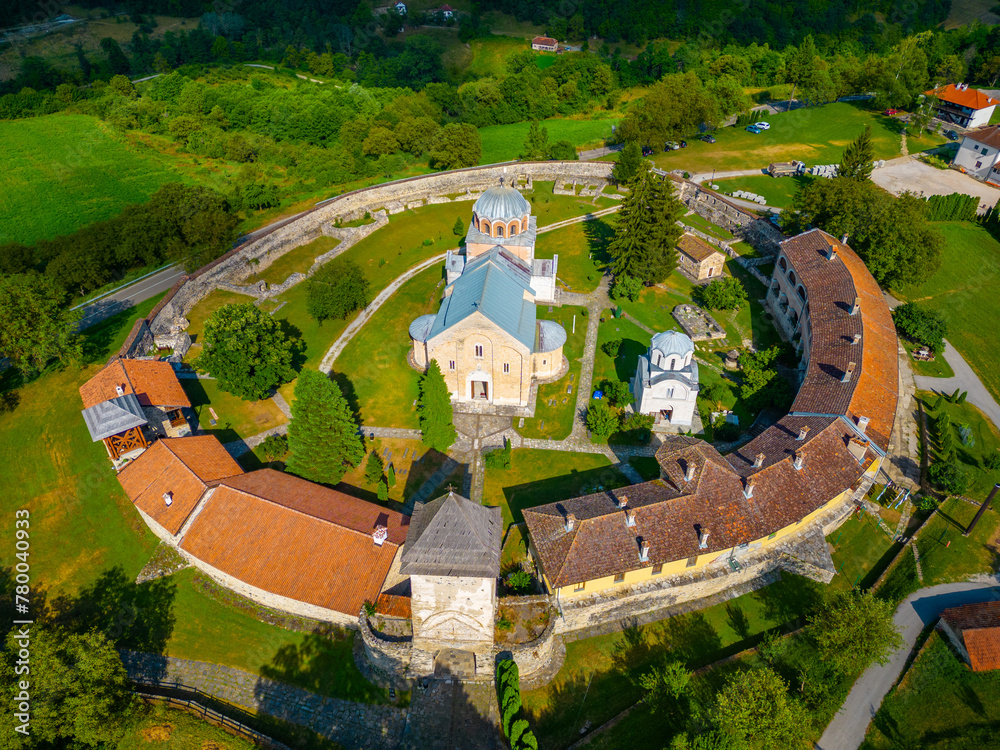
[497,225,505,238]
[778,257,787,273]
[474,345,483,357]
[669,358,677,370]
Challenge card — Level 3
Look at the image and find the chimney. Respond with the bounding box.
[827,243,838,260]
[698,527,710,549]
[638,540,650,562]
[840,233,849,245]
[850,297,860,315]
[162,491,173,506]
[842,362,856,383]
[625,510,636,528]
[852,333,861,345]
[753,453,765,468]
[856,415,870,433]
[372,525,388,546]
[797,425,810,441]
[793,451,804,470]
[565,512,576,532]
[618,494,628,509]
[743,477,755,499]
[116,385,124,396]
[684,462,696,482]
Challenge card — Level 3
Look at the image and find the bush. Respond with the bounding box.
[601,379,633,407]
[695,276,747,310]
[620,412,654,442]
[892,301,947,353]
[601,338,623,358]
[586,399,620,436]
[610,273,643,302]
[484,438,512,470]
[985,453,1000,471]
[928,461,969,494]
[714,422,741,442]
[506,569,533,592]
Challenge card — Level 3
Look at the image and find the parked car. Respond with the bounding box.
[754,121,770,130]
[642,146,654,156]
[945,130,960,141]
[699,134,716,143]
[679,140,687,148]
[746,125,762,134]
[883,108,898,116]
[665,141,681,150]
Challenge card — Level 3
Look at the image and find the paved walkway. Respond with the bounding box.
[120,651,407,750]
[579,144,622,161]
[913,340,1000,431]
[688,168,766,184]
[817,578,1000,750]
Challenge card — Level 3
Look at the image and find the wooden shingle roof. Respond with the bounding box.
[400,492,502,578]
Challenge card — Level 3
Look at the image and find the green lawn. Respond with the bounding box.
[895,221,1000,403]
[714,173,818,209]
[527,181,619,225]
[617,271,697,332]
[332,265,444,428]
[646,103,948,175]
[827,513,901,593]
[594,315,649,389]
[924,392,1000,500]
[535,217,611,293]
[0,115,185,245]
[184,289,259,346]
[118,701,256,749]
[523,574,826,749]
[245,235,341,286]
[479,118,618,164]
[916,496,1000,585]
[181,378,287,444]
[682,211,734,240]
[483,448,631,529]
[518,306,588,440]
[862,630,1000,750]
[907,351,955,379]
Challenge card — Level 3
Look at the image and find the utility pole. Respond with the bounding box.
[964,483,1000,537]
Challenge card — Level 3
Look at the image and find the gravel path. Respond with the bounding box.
[912,340,1000,431]
[817,578,1000,750]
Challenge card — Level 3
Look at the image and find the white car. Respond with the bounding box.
[754,121,771,130]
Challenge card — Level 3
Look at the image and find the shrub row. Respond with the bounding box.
[496,659,538,750]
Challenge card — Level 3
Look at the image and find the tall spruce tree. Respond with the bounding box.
[642,175,685,283]
[520,121,549,160]
[608,168,652,280]
[838,125,875,181]
[364,449,385,486]
[418,360,457,452]
[287,369,364,485]
[608,168,684,284]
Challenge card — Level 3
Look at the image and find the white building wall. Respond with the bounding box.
[953,136,1000,181]
[410,574,496,654]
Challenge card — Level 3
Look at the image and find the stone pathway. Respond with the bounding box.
[120,651,406,750]
[886,341,922,490]
[912,339,1000,432]
[401,680,504,750]
[570,275,612,440]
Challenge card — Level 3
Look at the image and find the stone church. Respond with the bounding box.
[409,184,567,409]
[631,330,700,426]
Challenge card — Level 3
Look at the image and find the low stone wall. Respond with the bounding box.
[359,611,413,685]
[497,601,561,687]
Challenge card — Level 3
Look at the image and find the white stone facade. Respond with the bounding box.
[632,330,699,426]
[410,574,496,656]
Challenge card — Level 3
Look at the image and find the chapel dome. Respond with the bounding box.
[650,330,694,360]
[474,183,530,221]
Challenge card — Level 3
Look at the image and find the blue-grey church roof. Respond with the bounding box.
[650,330,694,359]
[427,248,536,350]
[473,184,530,221]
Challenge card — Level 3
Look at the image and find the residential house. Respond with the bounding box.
[925,84,999,128]
[952,124,1000,184]
[939,601,1000,671]
[531,36,558,52]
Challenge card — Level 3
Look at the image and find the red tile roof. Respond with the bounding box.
[965,125,1000,150]
[117,436,244,536]
[80,359,191,410]
[926,84,999,111]
[180,470,408,616]
[532,36,557,46]
[941,601,1000,671]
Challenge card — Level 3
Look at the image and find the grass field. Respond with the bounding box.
[827,512,901,593]
[479,118,618,164]
[593,315,649,389]
[183,289,259,346]
[895,221,1000,403]
[682,211,734,241]
[118,701,256,749]
[714,173,818,209]
[924,392,1000,500]
[482,449,630,528]
[647,103,946,175]
[518,306,588,440]
[245,236,341,286]
[181,378,287,444]
[332,265,444,428]
[535,216,611,293]
[0,115,184,245]
[338,437,460,505]
[916,496,1000,585]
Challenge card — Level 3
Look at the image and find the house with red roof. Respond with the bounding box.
[531,36,558,52]
[925,83,999,129]
[939,601,1000,671]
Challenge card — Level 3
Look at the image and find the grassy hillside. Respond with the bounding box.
[0,115,185,245]
[479,117,618,164]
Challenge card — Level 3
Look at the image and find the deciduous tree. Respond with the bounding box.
[715,666,809,750]
[892,301,947,352]
[430,123,481,170]
[807,591,903,676]
[0,273,80,374]
[418,360,457,451]
[520,120,549,160]
[286,369,364,485]
[612,142,644,184]
[306,259,370,324]
[697,277,747,310]
[194,303,299,400]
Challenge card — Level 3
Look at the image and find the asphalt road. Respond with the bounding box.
[913,340,1000,432]
[817,579,1000,750]
[75,264,184,331]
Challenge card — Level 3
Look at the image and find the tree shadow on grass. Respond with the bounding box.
[278,318,308,372]
[726,602,752,640]
[79,302,142,365]
[752,574,824,629]
[178,376,242,444]
[581,216,613,266]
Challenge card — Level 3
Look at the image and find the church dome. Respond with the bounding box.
[650,330,694,360]
[474,184,530,221]
[409,314,435,342]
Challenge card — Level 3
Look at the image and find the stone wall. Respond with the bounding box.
[496,600,560,686]
[672,178,785,257]
[359,611,413,684]
[411,574,496,656]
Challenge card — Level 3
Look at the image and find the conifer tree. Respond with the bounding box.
[612,142,644,184]
[453,216,465,236]
[364,449,384,486]
[377,479,389,502]
[838,125,875,181]
[418,360,457,452]
[286,369,364,485]
[386,464,396,488]
[642,174,684,283]
[608,168,684,284]
[608,168,652,280]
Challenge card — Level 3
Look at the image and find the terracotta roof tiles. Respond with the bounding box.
[941,601,1000,671]
[926,84,999,111]
[80,359,191,410]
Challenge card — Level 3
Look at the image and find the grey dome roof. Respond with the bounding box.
[474,184,530,221]
[536,319,567,353]
[409,314,436,342]
[650,330,694,359]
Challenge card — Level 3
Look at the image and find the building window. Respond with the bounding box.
[503,363,509,373]
[542,359,547,365]
[614,573,625,583]
[574,581,586,591]
[449,360,455,370]
[664,387,674,398]
[768,532,777,540]
[977,161,983,168]
[474,345,483,357]
[497,225,505,238]
[685,556,698,567]
[652,564,663,575]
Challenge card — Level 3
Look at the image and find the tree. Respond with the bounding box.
[785,35,819,110]
[377,479,389,502]
[0,273,80,374]
[453,217,465,236]
[108,74,136,98]
[838,126,875,181]
[520,121,549,160]
[286,369,364,485]
[548,140,577,160]
[808,591,903,676]
[610,273,643,302]
[715,666,809,750]
[586,399,619,436]
[429,123,481,170]
[639,658,691,712]
[386,463,396,488]
[259,433,288,465]
[418,360,457,451]
[306,259,370,324]
[892,301,947,352]
[194,303,299,401]
[618,72,720,145]
[608,168,684,284]
[100,37,130,74]
[364,449,385,486]
[697,277,747,310]
[612,142,644,184]
[927,461,968,494]
[0,626,138,747]
[601,379,632,407]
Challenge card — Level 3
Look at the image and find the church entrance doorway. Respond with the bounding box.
[472,381,489,400]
